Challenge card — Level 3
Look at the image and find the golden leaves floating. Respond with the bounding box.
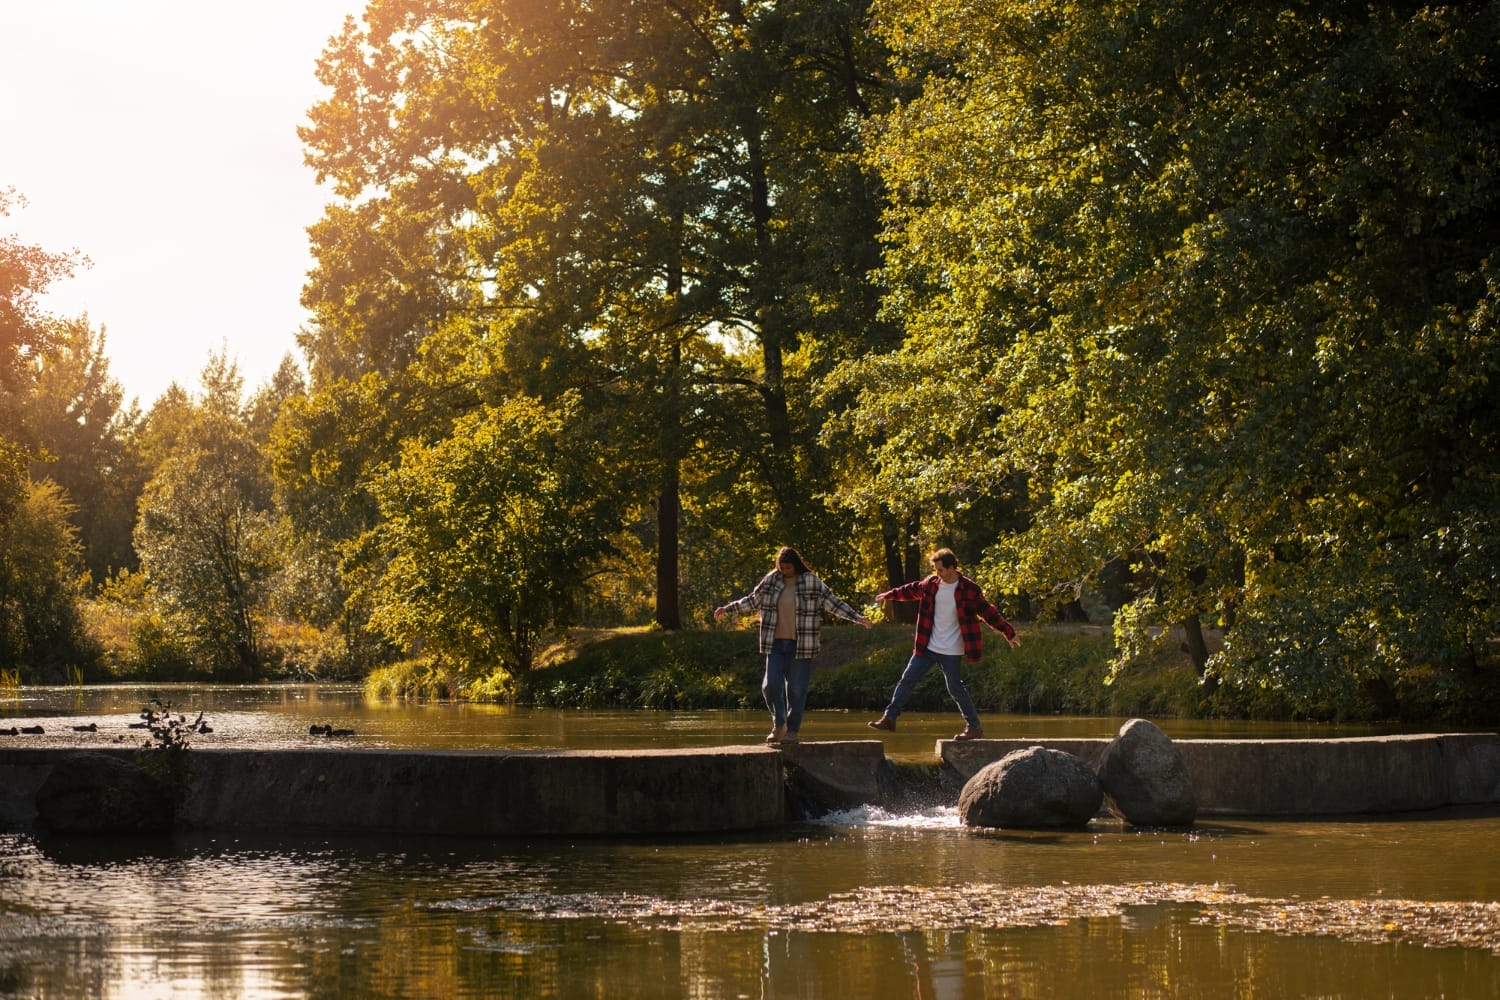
[449,882,1500,953]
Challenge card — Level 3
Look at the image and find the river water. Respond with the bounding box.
[3,685,1499,998]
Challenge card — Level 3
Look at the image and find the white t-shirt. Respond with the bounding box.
[928,580,963,656]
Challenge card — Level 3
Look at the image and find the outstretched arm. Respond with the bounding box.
[714,574,772,621]
[820,586,873,629]
[874,578,928,603]
[714,593,754,621]
[971,586,1020,647]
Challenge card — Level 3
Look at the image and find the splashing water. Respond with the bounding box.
[809,804,963,831]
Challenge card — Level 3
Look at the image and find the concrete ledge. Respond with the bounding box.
[938,734,1500,816]
[2,746,786,837]
[943,739,1106,781]
[0,752,55,829]
[5,733,1498,834]
[1443,734,1500,803]
[781,739,886,813]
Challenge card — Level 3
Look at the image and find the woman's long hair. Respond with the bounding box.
[775,546,811,575]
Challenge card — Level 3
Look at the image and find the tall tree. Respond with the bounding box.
[268,372,405,669]
[246,353,307,447]
[299,0,894,627]
[134,354,276,679]
[1,188,85,518]
[27,315,144,581]
[0,190,98,676]
[858,0,1500,709]
[0,479,95,674]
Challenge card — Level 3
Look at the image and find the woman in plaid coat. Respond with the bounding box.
[715,546,871,744]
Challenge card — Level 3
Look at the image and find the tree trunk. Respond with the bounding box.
[1181,614,1210,675]
[743,123,801,530]
[655,213,685,632]
[879,507,921,624]
[1181,614,1217,695]
[880,513,904,588]
[655,464,681,629]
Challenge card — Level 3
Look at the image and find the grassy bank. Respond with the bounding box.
[511,623,1212,717]
[363,622,1500,724]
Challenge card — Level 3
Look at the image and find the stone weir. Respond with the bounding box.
[0,746,786,837]
[938,733,1500,817]
[2,733,1499,837]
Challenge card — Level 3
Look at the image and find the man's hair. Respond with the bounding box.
[929,548,959,569]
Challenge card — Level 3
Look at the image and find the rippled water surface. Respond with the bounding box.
[0,683,1441,757]
[2,686,1498,998]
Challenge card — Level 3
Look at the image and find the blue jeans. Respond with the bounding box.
[764,638,813,732]
[881,651,981,727]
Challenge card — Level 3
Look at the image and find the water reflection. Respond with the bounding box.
[4,805,1500,998]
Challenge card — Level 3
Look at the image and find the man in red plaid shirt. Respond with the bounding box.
[867,548,1020,741]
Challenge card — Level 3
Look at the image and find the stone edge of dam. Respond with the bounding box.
[2,733,1498,836]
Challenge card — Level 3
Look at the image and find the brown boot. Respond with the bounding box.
[867,716,896,732]
[953,725,986,741]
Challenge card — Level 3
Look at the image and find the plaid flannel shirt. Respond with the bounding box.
[722,571,865,659]
[876,574,1015,663]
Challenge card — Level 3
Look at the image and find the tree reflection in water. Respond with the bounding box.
[4,804,1500,998]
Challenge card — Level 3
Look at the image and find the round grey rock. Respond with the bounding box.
[958,745,1103,829]
[1096,718,1197,826]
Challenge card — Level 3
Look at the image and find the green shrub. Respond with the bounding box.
[259,619,345,681]
[518,629,765,709]
[366,658,469,701]
[133,695,211,799]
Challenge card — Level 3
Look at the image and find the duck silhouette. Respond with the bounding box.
[71,723,98,732]
[0,727,17,736]
[20,725,44,735]
[309,723,356,736]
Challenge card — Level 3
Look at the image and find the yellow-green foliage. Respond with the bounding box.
[509,624,1500,723]
[0,478,98,678]
[465,669,517,703]
[85,570,195,680]
[365,660,453,701]
[364,658,515,703]
[861,0,1500,717]
[519,628,769,709]
[367,395,620,676]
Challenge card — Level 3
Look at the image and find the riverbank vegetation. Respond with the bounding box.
[3,2,1496,725]
[359,623,1500,727]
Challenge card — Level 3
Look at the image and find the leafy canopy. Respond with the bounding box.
[858,0,1500,707]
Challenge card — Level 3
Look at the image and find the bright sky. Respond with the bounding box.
[1,0,364,408]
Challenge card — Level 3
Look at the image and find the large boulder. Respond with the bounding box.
[34,753,174,834]
[1096,718,1197,826]
[958,746,1103,829]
